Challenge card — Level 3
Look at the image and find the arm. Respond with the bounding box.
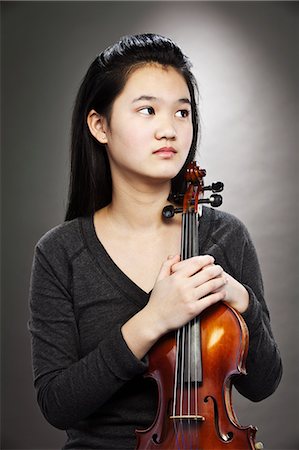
[29,244,147,429]
[230,230,283,401]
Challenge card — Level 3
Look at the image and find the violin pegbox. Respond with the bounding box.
[184,161,206,216]
[162,161,224,219]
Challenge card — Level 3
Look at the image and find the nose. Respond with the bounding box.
[155,115,177,141]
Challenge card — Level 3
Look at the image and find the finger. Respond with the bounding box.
[171,255,214,277]
[201,262,223,272]
[156,254,180,282]
[194,275,227,300]
[190,265,224,288]
[193,291,226,314]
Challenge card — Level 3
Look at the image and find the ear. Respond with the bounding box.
[87,109,108,144]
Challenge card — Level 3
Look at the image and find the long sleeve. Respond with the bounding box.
[28,232,147,430]
[200,207,282,402]
[235,230,283,401]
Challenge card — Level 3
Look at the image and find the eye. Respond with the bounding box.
[139,106,155,115]
[175,109,190,118]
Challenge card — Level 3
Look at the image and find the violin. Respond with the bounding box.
[135,161,262,450]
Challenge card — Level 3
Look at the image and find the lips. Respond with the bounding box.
[153,147,177,154]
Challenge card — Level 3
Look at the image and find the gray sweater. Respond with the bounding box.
[28,207,282,449]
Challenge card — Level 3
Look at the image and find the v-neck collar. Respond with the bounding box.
[79,208,214,309]
[79,215,151,309]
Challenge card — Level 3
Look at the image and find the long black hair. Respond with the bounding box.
[65,33,199,221]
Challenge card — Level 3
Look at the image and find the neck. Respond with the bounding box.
[106,178,173,233]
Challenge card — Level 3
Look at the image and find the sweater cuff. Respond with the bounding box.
[100,324,148,382]
[241,284,264,335]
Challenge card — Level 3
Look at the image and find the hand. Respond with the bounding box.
[121,255,247,360]
[220,272,249,313]
[143,254,227,339]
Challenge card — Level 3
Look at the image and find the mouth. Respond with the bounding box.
[153,147,177,158]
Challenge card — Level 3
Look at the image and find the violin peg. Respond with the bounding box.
[209,194,222,208]
[162,205,183,219]
[162,205,175,219]
[255,442,264,450]
[203,182,224,193]
[211,181,224,193]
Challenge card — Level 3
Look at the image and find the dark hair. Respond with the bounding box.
[65,33,199,221]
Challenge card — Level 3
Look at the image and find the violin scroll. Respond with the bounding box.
[162,161,224,219]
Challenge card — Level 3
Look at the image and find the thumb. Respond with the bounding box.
[156,254,180,282]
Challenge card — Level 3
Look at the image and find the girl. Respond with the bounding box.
[29,34,282,449]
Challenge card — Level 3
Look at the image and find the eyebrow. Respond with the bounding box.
[132,95,191,105]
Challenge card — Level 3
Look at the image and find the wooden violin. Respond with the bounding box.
[135,161,260,450]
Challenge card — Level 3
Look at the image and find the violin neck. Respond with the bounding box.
[177,211,203,384]
[181,212,200,259]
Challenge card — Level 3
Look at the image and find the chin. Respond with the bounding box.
[151,166,181,182]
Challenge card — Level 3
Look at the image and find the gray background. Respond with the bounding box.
[1,1,298,449]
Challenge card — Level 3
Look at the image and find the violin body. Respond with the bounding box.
[135,302,257,449]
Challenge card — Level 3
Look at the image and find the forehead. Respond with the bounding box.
[121,63,190,100]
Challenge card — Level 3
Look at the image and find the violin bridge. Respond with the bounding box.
[170,415,205,421]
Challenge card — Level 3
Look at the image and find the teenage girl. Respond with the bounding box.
[29,34,282,449]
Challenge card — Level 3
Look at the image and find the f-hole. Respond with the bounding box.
[204,396,234,443]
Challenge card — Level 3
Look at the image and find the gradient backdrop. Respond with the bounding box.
[2,1,298,449]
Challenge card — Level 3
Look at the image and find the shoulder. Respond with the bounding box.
[35,217,86,261]
[202,206,250,240]
[200,207,253,264]
[200,207,257,279]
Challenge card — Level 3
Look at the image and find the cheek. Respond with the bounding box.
[183,124,194,151]
[108,122,150,164]
[119,123,152,154]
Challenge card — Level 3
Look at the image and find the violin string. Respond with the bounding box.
[194,212,199,421]
[195,210,201,450]
[186,213,192,450]
[185,212,191,447]
[188,211,192,447]
[194,317,198,419]
[172,328,180,417]
[173,327,182,450]
[193,213,199,449]
[188,211,192,418]
[173,213,183,420]
[196,212,200,429]
[188,212,195,448]
[188,319,191,415]
[183,212,189,446]
[180,320,185,417]
[181,213,187,422]
[174,216,182,449]
[190,211,194,448]
[172,213,187,449]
